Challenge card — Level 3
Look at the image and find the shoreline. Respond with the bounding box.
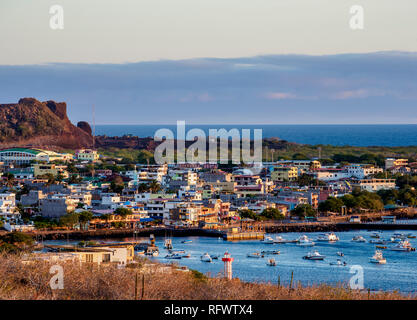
[24,221,417,241]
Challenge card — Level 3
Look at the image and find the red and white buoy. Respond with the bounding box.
[222,251,234,280]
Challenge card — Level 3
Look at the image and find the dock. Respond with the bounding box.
[223,231,265,241]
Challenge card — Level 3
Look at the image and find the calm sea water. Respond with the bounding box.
[46,229,417,293]
[95,124,417,147]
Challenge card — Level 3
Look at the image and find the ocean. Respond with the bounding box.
[95,124,417,147]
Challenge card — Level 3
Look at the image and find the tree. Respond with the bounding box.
[110,175,124,193]
[319,197,344,213]
[260,208,284,220]
[69,174,82,184]
[291,204,316,218]
[137,150,154,164]
[78,211,93,230]
[238,209,260,221]
[114,207,132,218]
[3,173,15,188]
[149,180,161,193]
[59,213,79,229]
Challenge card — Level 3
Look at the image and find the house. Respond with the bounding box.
[75,149,99,162]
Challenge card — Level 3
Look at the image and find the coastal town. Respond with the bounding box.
[1,146,417,260]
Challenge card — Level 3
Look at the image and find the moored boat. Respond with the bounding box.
[201,253,213,262]
[352,235,367,242]
[317,233,339,242]
[303,250,325,260]
[297,235,315,247]
[181,240,193,244]
[165,253,182,259]
[389,240,415,252]
[266,258,277,266]
[261,236,275,244]
[370,250,386,264]
[330,259,347,266]
[261,250,280,255]
[247,252,263,258]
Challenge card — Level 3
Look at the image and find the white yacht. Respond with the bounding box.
[370,250,386,264]
[317,233,339,242]
[352,235,367,242]
[261,236,275,244]
[297,235,315,247]
[274,236,296,244]
[303,250,325,260]
[201,253,213,262]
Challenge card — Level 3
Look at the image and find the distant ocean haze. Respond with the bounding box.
[95,124,417,147]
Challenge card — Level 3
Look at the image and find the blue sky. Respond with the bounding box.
[0,52,416,124]
[0,1,416,124]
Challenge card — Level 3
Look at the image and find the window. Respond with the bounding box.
[85,254,94,263]
[102,253,111,262]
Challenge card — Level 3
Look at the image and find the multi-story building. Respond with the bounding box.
[343,164,383,179]
[352,179,396,192]
[0,193,17,219]
[385,158,408,169]
[34,163,69,178]
[75,149,99,162]
[271,166,298,182]
[40,195,77,218]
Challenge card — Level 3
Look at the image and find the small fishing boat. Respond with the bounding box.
[330,259,347,266]
[136,250,145,255]
[181,240,193,244]
[370,232,381,239]
[261,236,275,244]
[407,234,416,239]
[389,240,415,252]
[201,253,213,262]
[210,254,219,260]
[376,245,387,249]
[297,235,315,247]
[266,258,277,266]
[303,250,325,260]
[352,235,367,242]
[336,251,344,257]
[165,253,182,259]
[370,250,386,264]
[182,253,191,258]
[316,233,339,242]
[247,252,263,258]
[261,250,280,255]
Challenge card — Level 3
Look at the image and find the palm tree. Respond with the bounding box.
[149,180,161,193]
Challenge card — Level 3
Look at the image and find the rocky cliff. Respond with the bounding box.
[0,98,93,150]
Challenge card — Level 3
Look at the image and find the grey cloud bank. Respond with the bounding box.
[0,52,416,125]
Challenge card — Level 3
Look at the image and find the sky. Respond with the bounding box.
[0,1,416,124]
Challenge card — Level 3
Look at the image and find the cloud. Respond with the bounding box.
[331,89,386,100]
[264,92,297,100]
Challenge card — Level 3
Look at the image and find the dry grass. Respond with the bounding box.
[0,253,413,300]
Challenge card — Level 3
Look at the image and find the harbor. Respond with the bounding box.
[43,228,417,294]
